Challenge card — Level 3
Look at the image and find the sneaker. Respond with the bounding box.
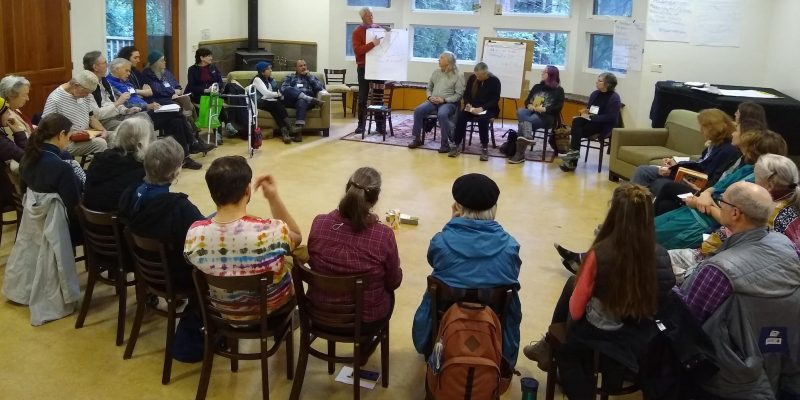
[225,123,238,137]
[408,138,423,149]
[448,146,462,158]
[479,147,489,161]
[182,157,202,170]
[523,338,552,372]
[559,160,577,172]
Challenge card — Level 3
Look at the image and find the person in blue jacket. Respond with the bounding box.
[412,173,522,368]
[142,50,183,105]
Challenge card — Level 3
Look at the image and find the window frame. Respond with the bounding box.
[410,24,480,62]
[496,0,572,17]
[591,0,633,17]
[345,22,394,60]
[346,0,391,8]
[586,32,627,75]
[410,0,480,14]
[495,28,569,70]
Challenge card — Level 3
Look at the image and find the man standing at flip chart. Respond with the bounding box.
[352,7,386,135]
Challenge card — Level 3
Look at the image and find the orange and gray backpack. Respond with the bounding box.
[426,302,511,400]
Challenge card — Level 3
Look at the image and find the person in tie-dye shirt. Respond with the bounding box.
[184,156,302,316]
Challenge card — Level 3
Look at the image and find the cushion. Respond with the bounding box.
[617,145,691,167]
[326,83,350,93]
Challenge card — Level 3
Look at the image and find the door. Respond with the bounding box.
[106,0,180,78]
[0,0,72,116]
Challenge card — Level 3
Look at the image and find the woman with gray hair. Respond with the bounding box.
[118,136,204,290]
[1,75,32,163]
[669,153,800,282]
[408,51,466,152]
[82,117,153,212]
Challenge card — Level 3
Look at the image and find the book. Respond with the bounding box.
[154,103,181,113]
[674,167,708,190]
[672,156,691,163]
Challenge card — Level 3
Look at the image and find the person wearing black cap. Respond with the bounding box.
[252,61,293,144]
[412,173,523,368]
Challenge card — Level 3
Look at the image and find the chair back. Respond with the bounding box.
[77,204,130,282]
[192,269,276,333]
[663,109,705,154]
[367,82,393,109]
[291,261,367,340]
[124,228,176,299]
[426,276,516,343]
[324,69,346,85]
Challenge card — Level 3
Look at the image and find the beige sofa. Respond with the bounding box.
[226,71,331,137]
[609,109,706,181]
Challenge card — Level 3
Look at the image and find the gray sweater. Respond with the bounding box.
[426,69,465,104]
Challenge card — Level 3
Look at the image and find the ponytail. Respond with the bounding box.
[22,113,72,168]
[337,167,382,233]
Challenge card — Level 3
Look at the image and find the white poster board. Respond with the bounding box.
[480,40,526,99]
[689,0,742,47]
[365,28,409,81]
[612,20,645,71]
[646,0,690,42]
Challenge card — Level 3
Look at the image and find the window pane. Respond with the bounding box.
[593,0,632,16]
[346,23,359,57]
[498,0,570,15]
[347,0,390,7]
[413,26,478,61]
[106,0,134,63]
[589,34,626,73]
[496,30,568,67]
[413,0,479,12]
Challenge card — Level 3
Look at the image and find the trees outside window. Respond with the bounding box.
[347,0,391,6]
[589,34,626,73]
[412,26,478,61]
[412,0,480,12]
[593,0,632,17]
[496,30,568,67]
[498,0,570,15]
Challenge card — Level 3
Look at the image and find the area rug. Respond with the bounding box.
[340,114,560,162]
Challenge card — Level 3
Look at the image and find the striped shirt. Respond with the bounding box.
[42,85,96,131]
[184,216,296,317]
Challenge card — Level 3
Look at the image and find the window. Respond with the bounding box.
[347,0,390,7]
[498,0,570,16]
[593,0,632,16]
[412,0,479,12]
[412,26,478,61]
[346,23,393,57]
[588,34,626,73]
[496,30,568,67]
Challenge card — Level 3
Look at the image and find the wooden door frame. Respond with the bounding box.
[131,0,180,80]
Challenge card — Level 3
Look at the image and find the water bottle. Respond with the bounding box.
[520,377,539,400]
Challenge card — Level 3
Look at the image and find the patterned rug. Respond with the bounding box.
[340,114,559,162]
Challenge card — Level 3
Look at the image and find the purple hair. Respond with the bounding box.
[543,65,560,88]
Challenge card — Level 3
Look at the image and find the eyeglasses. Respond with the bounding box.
[717,198,738,209]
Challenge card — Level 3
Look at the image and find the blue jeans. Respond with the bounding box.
[282,86,314,125]
[516,108,548,133]
[412,101,457,148]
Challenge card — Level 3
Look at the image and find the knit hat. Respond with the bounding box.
[452,173,500,211]
[147,50,164,66]
[255,61,272,73]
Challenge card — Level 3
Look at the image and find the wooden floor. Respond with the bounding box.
[0,111,639,399]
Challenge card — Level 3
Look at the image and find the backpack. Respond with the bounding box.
[426,302,510,400]
[222,81,249,138]
[498,129,518,158]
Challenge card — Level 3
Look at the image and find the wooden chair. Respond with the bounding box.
[464,117,497,149]
[123,228,194,385]
[581,111,623,173]
[0,166,21,247]
[324,69,350,117]
[349,85,360,118]
[364,82,394,140]
[74,205,136,346]
[544,323,641,400]
[289,262,390,400]
[422,114,439,144]
[192,269,295,400]
[531,107,564,163]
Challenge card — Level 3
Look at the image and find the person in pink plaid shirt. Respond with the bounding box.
[307,167,402,327]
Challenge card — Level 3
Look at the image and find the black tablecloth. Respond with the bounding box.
[649,81,800,155]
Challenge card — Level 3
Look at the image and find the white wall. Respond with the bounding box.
[765,0,800,100]
[259,1,331,69]
[69,0,107,76]
[179,0,250,83]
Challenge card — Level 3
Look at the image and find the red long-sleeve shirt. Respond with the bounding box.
[352,23,381,67]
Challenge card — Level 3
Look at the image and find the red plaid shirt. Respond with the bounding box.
[307,210,402,322]
[677,264,732,322]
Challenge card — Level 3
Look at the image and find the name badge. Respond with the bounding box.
[128,87,136,94]
[589,105,600,115]
[164,82,171,88]
[296,83,304,88]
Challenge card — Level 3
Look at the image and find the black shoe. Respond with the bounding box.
[189,141,215,155]
[355,126,366,135]
[182,157,202,170]
[554,243,581,273]
[437,146,451,154]
[479,147,489,161]
[292,131,303,142]
[408,138,423,149]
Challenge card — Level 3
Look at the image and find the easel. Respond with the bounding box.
[480,37,534,129]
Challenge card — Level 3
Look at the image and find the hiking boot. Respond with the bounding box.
[182,157,202,170]
[517,136,535,148]
[408,138,423,149]
[448,145,462,158]
[280,126,292,144]
[507,143,527,164]
[523,338,552,372]
[518,121,533,141]
[479,147,489,161]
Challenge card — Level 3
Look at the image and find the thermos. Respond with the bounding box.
[520,377,539,400]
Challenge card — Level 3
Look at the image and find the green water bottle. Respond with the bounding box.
[520,377,539,400]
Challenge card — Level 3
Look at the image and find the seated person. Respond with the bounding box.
[308,167,402,327]
[412,173,522,368]
[186,47,224,105]
[184,156,302,316]
[107,57,212,170]
[142,50,185,105]
[115,46,153,98]
[408,51,465,153]
[18,113,84,242]
[560,72,621,172]
[508,65,564,164]
[448,62,501,161]
[252,61,294,144]
[83,117,152,212]
[83,50,137,131]
[677,181,800,399]
[41,71,109,157]
[0,78,31,165]
[525,184,674,399]
[632,108,739,200]
[118,137,203,291]
[0,94,26,211]
[280,59,326,142]
[669,154,800,281]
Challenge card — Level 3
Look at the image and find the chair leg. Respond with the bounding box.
[285,325,294,380]
[327,340,336,375]
[490,123,496,148]
[584,142,590,162]
[162,305,177,385]
[388,113,394,137]
[123,288,147,359]
[75,268,98,329]
[289,332,310,400]
[260,333,270,400]
[366,114,372,138]
[230,339,239,372]
[545,368,557,400]
[381,325,389,388]
[353,342,361,400]
[341,95,347,118]
[597,142,605,173]
[195,337,215,400]
[115,270,127,346]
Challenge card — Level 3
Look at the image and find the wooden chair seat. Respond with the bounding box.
[364,82,394,140]
[324,69,348,117]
